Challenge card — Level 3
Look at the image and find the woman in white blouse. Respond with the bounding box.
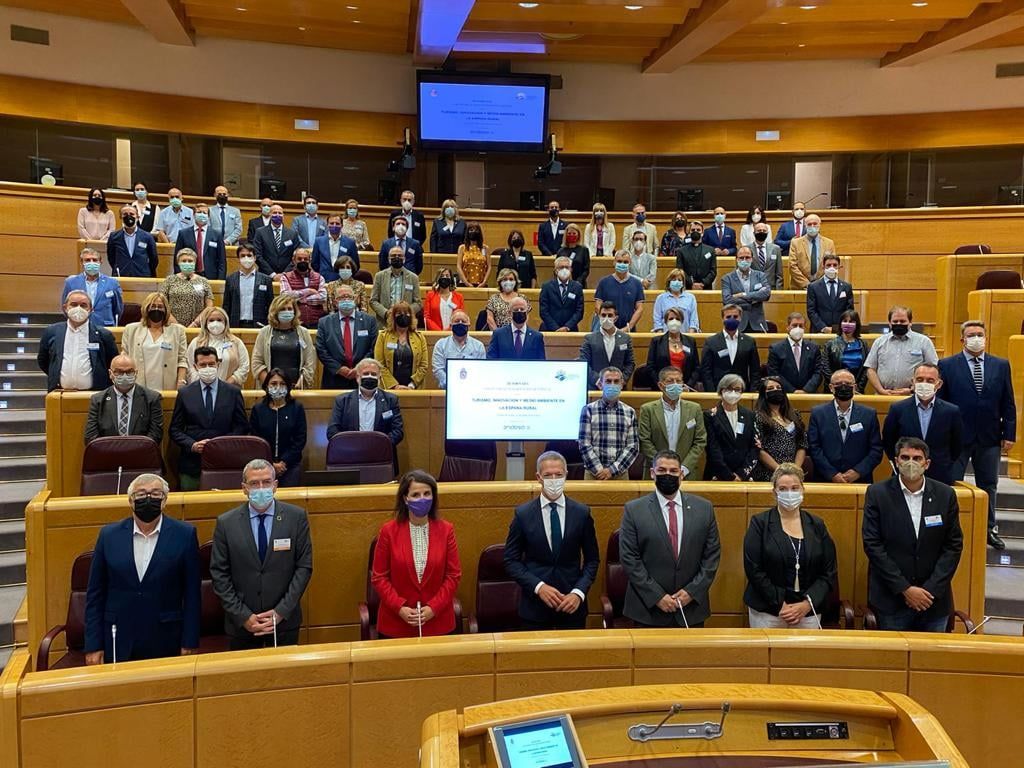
[739,204,772,250]
[186,306,250,387]
[584,202,615,259]
[121,292,188,390]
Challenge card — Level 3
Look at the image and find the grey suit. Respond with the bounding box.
[208,204,243,245]
[84,384,164,444]
[209,499,313,648]
[578,329,635,387]
[619,491,721,627]
[750,242,783,289]
[720,269,772,332]
[315,310,379,389]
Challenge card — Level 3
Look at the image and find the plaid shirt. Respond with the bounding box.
[578,398,639,476]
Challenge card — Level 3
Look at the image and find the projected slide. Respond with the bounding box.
[419,81,547,145]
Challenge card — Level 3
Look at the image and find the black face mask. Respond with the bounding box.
[91,196,104,206]
[765,389,786,406]
[511,238,524,249]
[295,261,310,272]
[437,277,452,290]
[832,383,855,402]
[674,218,686,229]
[690,232,702,243]
[512,310,528,325]
[133,497,162,523]
[360,376,378,391]
[654,473,680,497]
[147,308,166,323]
[890,323,910,337]
[549,209,559,219]
[395,313,411,328]
[451,322,469,338]
[754,231,769,243]
[122,215,136,227]
[216,195,229,205]
[390,259,404,269]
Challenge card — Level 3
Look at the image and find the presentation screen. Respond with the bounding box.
[417,71,550,152]
[445,360,588,441]
[490,715,585,768]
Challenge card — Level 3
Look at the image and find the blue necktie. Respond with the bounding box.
[204,385,213,419]
[220,207,226,234]
[549,502,562,557]
[257,513,268,562]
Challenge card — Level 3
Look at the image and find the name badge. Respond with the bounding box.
[357,329,369,337]
[137,243,147,250]
[569,253,575,260]
[685,419,696,429]
[717,349,730,358]
[193,282,206,294]
[299,339,307,349]
[704,253,711,260]
[209,241,218,248]
[258,284,268,291]
[735,421,746,434]
[754,283,762,290]
[517,255,526,262]
[839,291,847,298]
[849,422,864,433]
[405,284,414,290]
[339,247,348,253]
[683,345,692,353]
[910,349,923,356]
[222,342,232,350]
[105,290,115,298]
[86,342,100,350]
[160,342,172,351]
[786,422,796,434]
[386,342,398,350]
[273,538,291,552]
[618,343,628,351]
[284,239,293,247]
[567,292,576,299]
[382,409,393,419]
[924,515,943,528]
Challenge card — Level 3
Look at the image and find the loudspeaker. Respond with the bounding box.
[520,191,545,210]
[767,190,792,210]
[677,188,703,212]
[259,178,286,198]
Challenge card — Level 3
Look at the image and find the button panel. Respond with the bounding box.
[767,721,849,740]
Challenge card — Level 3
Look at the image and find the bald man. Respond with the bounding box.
[788,213,836,289]
[84,354,164,444]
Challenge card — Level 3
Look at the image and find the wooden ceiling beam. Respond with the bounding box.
[119,0,195,45]
[642,0,771,73]
[882,0,1024,66]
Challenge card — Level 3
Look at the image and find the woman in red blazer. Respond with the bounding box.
[423,267,465,331]
[371,470,462,638]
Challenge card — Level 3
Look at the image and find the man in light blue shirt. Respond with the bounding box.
[155,187,193,244]
[210,185,242,245]
[62,247,123,326]
[432,310,486,388]
[292,195,327,247]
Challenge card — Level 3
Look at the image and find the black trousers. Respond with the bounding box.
[229,628,300,650]
[519,613,588,631]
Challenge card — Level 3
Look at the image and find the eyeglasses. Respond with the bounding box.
[131,492,166,501]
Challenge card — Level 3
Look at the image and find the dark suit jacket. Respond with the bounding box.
[537,218,568,255]
[222,270,274,327]
[84,515,201,660]
[806,277,854,333]
[246,215,270,242]
[720,269,771,332]
[862,477,963,621]
[168,380,249,477]
[703,406,758,480]
[619,492,721,627]
[674,242,717,288]
[315,311,379,389]
[937,353,1016,448]
[743,507,837,616]
[84,385,164,444]
[311,234,360,280]
[808,401,883,482]
[174,226,226,280]
[37,320,118,392]
[702,224,738,257]
[699,332,760,392]
[556,246,591,288]
[882,396,963,485]
[387,209,427,242]
[495,248,538,288]
[773,219,801,255]
[578,329,635,386]
[429,218,466,254]
[326,388,404,446]
[253,225,302,275]
[377,236,424,275]
[539,279,585,332]
[503,496,600,624]
[645,333,700,389]
[209,500,314,638]
[487,325,546,360]
[767,338,822,393]
[106,228,158,277]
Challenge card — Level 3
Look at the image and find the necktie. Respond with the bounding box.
[343,316,353,364]
[274,227,282,249]
[829,280,836,300]
[514,329,523,356]
[667,499,679,556]
[257,513,268,562]
[399,238,406,254]
[972,357,983,393]
[560,283,566,299]
[717,225,723,240]
[204,384,213,419]
[793,343,802,369]
[810,238,818,274]
[795,221,802,238]
[195,226,205,273]
[220,207,226,234]
[839,412,847,442]
[548,502,562,556]
[118,394,129,436]
[757,245,765,270]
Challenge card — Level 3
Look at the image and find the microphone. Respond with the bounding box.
[638,704,684,739]
[111,623,118,665]
[806,597,823,631]
[272,611,278,648]
[417,600,423,639]
[967,616,992,635]
[804,192,829,208]
[116,465,124,496]
[676,598,690,629]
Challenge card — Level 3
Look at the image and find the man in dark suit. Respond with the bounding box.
[316,283,379,389]
[539,256,584,331]
[169,346,249,491]
[377,216,424,275]
[773,202,806,256]
[487,296,546,360]
[312,213,360,281]
[766,312,822,393]
[702,206,737,259]
[210,459,314,649]
[862,437,963,632]
[503,450,600,630]
[106,204,158,277]
[619,450,721,628]
[84,354,163,444]
[325,359,404,473]
[720,248,771,332]
[751,221,783,289]
[37,290,118,392]
[938,320,1016,548]
[537,201,568,256]
[222,242,274,328]
[806,255,854,333]
[253,204,301,276]
[883,363,963,485]
[246,197,273,242]
[699,304,760,392]
[84,473,201,664]
[808,368,883,483]
[674,221,716,290]
[386,189,427,244]
[173,203,226,280]
[578,301,635,387]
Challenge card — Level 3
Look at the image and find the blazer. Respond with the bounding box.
[578,329,635,387]
[377,236,424,275]
[326,388,404,446]
[806,277,854,333]
[539,279,585,331]
[820,336,872,395]
[645,333,700,389]
[386,209,427,242]
[882,396,963,485]
[743,508,837,616]
[120,321,188,391]
[702,224,738,257]
[703,405,759,480]
[699,332,760,392]
[750,241,783,289]
[251,324,316,389]
[62,274,123,327]
[767,338,822,393]
[937,352,1016,448]
[638,398,706,477]
[584,222,616,257]
[37,320,118,392]
[291,214,328,247]
[503,496,600,624]
[720,269,771,332]
[168,380,249,477]
[619,492,721,627]
[369,268,423,323]
[556,246,591,288]
[773,219,803,255]
[106,228,158,277]
[84,384,164,444]
[374,330,429,390]
[789,234,836,289]
[315,311,379,389]
[84,515,201,660]
[487,325,546,360]
[862,476,963,621]
[208,204,243,245]
[674,242,717,288]
[495,248,538,288]
[372,518,461,637]
[311,234,360,280]
[423,290,465,331]
[249,400,307,470]
[209,500,314,638]
[537,218,568,255]
[246,215,270,242]
[252,225,302,275]
[807,401,883,482]
[174,226,226,280]
[222,270,274,327]
[429,218,466,254]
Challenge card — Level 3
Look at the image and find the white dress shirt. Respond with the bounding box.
[60,321,94,390]
[602,328,616,361]
[663,398,681,452]
[358,391,376,431]
[534,494,586,601]
[724,407,740,434]
[657,490,684,556]
[133,515,162,581]
[900,477,925,539]
[725,332,739,363]
[238,270,256,321]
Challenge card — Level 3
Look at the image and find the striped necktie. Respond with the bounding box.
[972,357,984,393]
[118,393,129,436]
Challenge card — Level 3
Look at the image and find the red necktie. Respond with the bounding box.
[342,316,353,364]
[667,499,679,556]
[195,226,205,273]
[795,221,802,238]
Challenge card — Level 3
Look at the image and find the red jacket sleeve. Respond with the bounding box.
[425,523,461,614]
[370,524,408,613]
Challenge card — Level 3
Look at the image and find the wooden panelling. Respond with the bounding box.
[934,254,1024,352]
[967,288,1024,359]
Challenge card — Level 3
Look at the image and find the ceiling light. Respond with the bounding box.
[298,26,306,30]
[346,4,358,8]
[799,5,816,10]
[625,4,644,9]
[353,20,361,23]
[779,21,788,25]
[911,1,928,5]
[798,43,806,47]
[518,2,539,7]
[235,6,246,9]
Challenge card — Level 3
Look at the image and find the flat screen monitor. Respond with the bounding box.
[445,359,588,441]
[417,71,550,153]
[489,714,586,768]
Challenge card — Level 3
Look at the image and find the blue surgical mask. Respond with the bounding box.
[170,197,182,208]
[134,189,146,200]
[83,262,101,276]
[714,213,726,224]
[806,225,819,237]
[407,496,433,517]
[346,207,358,217]
[179,261,196,274]
[635,212,646,223]
[737,259,752,270]
[723,317,740,332]
[195,212,209,225]
[664,383,684,400]
[614,262,629,274]
[669,279,683,292]
[603,383,622,400]
[305,203,318,215]
[444,206,456,218]
[338,299,356,314]
[262,204,272,215]
[338,269,353,280]
[248,487,274,509]
[277,310,295,323]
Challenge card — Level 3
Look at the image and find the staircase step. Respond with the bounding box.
[0,312,63,325]
[0,458,44,482]
[0,410,45,436]
[2,435,46,458]
[0,339,39,354]
[0,371,47,390]
[0,355,42,373]
[0,584,26,647]
[0,520,24,552]
[0,391,45,410]
[984,565,1024,618]
[0,323,50,338]
[996,509,1024,538]
[0,481,44,520]
[0,552,26,587]
[983,618,1024,637]
[987,536,1024,566]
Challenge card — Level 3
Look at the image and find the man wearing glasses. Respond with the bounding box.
[83,474,201,664]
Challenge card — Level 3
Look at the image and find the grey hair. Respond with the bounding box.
[717,373,745,393]
[242,458,276,483]
[554,256,571,268]
[127,473,169,497]
[600,366,623,382]
[961,319,986,335]
[355,357,382,375]
[536,450,567,473]
[64,289,92,308]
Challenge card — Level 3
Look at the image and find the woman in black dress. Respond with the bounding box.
[752,376,808,481]
[249,368,307,487]
[703,373,759,481]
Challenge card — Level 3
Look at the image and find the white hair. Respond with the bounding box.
[127,473,169,497]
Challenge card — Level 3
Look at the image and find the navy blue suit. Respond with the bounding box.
[377,236,424,275]
[84,515,201,661]
[808,401,883,482]
[36,320,118,392]
[539,279,585,331]
[806,276,855,333]
[503,497,600,627]
[487,325,546,360]
[106,228,158,277]
[537,218,568,255]
[702,224,738,257]
[774,220,802,256]
[61,274,123,327]
[311,234,360,281]
[882,396,963,485]
[174,226,226,280]
[169,380,249,478]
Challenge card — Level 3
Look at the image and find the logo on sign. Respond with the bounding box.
[459,368,468,380]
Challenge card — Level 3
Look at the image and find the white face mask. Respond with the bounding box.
[600,316,616,330]
[914,382,936,400]
[557,268,571,281]
[633,240,645,254]
[722,390,742,405]
[751,213,762,223]
[824,267,839,280]
[965,336,985,353]
[501,280,516,292]
[666,319,683,333]
[401,200,413,212]
[207,320,225,336]
[793,209,805,220]
[197,366,219,384]
[776,490,803,509]
[788,326,804,342]
[239,256,255,270]
[542,477,565,498]
[67,306,90,324]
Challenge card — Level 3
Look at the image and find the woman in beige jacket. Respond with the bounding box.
[186,306,251,387]
[251,294,316,389]
[120,291,188,390]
